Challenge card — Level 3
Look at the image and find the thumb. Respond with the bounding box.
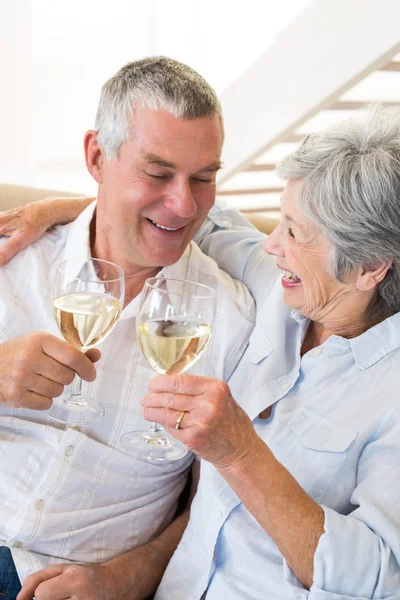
[17,564,65,600]
[0,230,37,266]
[85,348,102,363]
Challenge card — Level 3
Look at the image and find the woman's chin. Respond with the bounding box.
[282,284,305,310]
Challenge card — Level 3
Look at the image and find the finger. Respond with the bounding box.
[25,372,64,399]
[142,406,189,431]
[17,565,65,600]
[0,230,38,266]
[0,208,20,228]
[16,391,53,410]
[84,348,101,363]
[148,374,211,395]
[41,336,97,382]
[34,577,71,600]
[34,355,76,387]
[141,391,196,412]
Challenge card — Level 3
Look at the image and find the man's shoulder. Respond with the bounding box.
[0,223,70,290]
[0,224,71,338]
[1,223,70,263]
[185,242,255,315]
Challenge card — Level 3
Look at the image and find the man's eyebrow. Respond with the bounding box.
[141,152,176,169]
[141,153,223,173]
[198,160,223,173]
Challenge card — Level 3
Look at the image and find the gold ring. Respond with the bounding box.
[175,411,186,430]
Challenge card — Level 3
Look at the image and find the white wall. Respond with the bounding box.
[219,0,400,182]
[0,0,311,192]
[0,0,32,184]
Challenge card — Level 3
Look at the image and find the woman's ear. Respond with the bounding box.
[84,130,104,184]
[356,260,393,292]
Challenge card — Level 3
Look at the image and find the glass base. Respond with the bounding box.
[47,393,105,425]
[120,429,188,462]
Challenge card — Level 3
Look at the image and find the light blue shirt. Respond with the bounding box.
[156,205,400,599]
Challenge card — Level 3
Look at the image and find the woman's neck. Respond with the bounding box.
[301,311,385,356]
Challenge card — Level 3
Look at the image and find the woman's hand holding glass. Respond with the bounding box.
[141,374,260,470]
[120,277,215,462]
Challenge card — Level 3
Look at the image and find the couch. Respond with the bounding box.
[0,183,279,235]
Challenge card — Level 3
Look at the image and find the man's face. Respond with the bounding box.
[94,107,223,269]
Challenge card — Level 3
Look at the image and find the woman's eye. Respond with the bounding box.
[288,228,295,238]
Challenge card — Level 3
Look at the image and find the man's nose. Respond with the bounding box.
[165,181,197,219]
[262,225,284,257]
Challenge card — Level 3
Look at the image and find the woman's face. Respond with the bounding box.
[263,179,359,323]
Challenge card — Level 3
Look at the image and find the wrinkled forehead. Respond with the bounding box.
[120,109,223,170]
[128,106,223,142]
[280,179,325,239]
[280,179,305,220]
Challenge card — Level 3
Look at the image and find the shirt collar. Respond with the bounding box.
[349,311,400,369]
[292,307,400,370]
[290,309,306,325]
[63,200,96,261]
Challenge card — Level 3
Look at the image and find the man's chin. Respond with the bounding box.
[143,249,189,270]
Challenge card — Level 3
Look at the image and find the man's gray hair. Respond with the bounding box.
[277,105,400,318]
[95,56,223,160]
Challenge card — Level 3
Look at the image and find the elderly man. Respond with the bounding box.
[0,57,255,600]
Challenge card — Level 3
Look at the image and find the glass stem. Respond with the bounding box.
[150,422,164,434]
[66,375,86,406]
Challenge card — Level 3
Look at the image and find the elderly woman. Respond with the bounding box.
[1,106,400,599]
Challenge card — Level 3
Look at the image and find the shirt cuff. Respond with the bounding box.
[311,505,383,598]
[283,552,380,600]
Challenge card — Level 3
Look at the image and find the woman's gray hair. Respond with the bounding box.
[95,56,223,160]
[277,104,400,318]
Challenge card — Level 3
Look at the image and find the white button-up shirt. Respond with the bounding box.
[157,206,400,599]
[0,202,255,584]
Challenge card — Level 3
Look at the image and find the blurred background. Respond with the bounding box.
[1,0,400,218]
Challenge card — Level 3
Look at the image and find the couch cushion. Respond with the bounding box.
[0,183,82,212]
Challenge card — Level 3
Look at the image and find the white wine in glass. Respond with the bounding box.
[48,258,125,425]
[137,317,212,375]
[54,292,121,350]
[120,277,215,461]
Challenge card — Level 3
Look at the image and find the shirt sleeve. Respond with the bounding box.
[284,406,400,599]
[194,203,279,306]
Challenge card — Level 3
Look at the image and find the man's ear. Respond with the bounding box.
[84,130,104,184]
[356,260,393,292]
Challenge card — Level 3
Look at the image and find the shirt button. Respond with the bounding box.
[12,540,23,549]
[281,383,290,390]
[216,510,223,519]
[314,348,322,355]
[221,219,230,226]
[34,499,44,510]
[64,445,74,457]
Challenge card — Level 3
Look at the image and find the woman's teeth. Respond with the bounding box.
[150,220,179,232]
[281,270,301,282]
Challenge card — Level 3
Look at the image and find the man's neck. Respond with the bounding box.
[123,267,162,306]
[90,213,161,307]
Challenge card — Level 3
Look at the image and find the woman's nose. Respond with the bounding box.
[262,226,284,257]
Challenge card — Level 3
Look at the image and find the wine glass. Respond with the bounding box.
[48,257,125,424]
[120,277,215,461]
